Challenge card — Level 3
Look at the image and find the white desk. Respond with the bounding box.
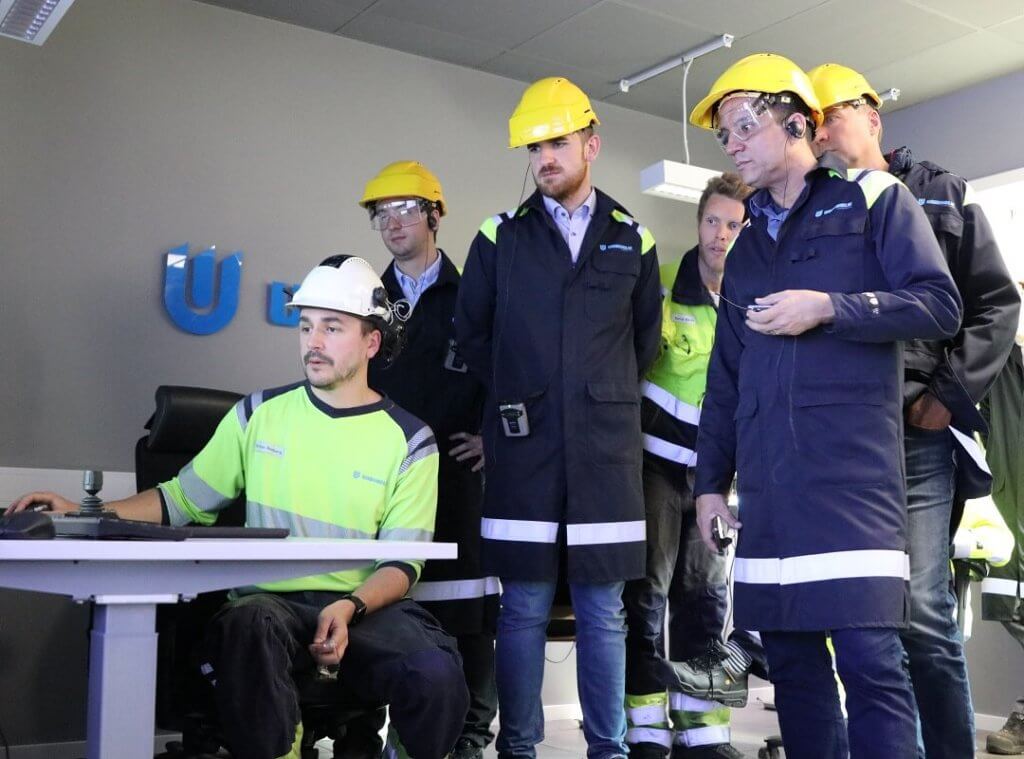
[0,538,456,759]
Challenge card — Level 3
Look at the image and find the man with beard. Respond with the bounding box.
[455,77,663,759]
[9,256,469,759]
[360,161,498,759]
[623,173,750,759]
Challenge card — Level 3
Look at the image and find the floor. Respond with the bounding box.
[315,704,1014,758]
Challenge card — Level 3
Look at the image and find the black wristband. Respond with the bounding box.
[345,594,367,626]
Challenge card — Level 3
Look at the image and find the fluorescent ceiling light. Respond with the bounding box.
[641,161,721,204]
[0,0,75,45]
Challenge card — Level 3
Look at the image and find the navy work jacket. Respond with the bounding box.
[694,156,962,631]
[455,188,662,583]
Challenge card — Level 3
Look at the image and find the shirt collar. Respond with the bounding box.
[542,188,596,221]
[395,250,442,289]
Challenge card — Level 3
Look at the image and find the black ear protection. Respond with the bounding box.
[427,214,438,231]
[785,117,805,139]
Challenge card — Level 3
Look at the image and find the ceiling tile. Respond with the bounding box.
[863,31,1024,110]
[901,0,1024,29]
[353,0,601,50]
[991,15,1024,44]
[614,0,829,38]
[337,13,506,68]
[477,52,621,100]
[513,2,711,79]
[197,0,375,32]
[734,0,975,73]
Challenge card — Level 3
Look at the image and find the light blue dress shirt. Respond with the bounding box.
[542,188,596,263]
[395,252,442,308]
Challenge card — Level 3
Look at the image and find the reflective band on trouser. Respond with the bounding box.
[481,518,559,543]
[669,692,721,713]
[642,433,697,466]
[642,380,701,426]
[982,578,1020,598]
[625,727,673,748]
[674,725,731,748]
[566,520,645,546]
[410,577,501,602]
[627,703,669,726]
[734,549,909,585]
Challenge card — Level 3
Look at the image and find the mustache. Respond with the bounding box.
[303,351,334,366]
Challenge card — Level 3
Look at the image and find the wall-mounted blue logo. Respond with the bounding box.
[163,244,243,335]
[267,282,301,327]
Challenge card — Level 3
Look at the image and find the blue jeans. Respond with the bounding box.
[762,628,917,759]
[903,425,975,758]
[495,579,627,759]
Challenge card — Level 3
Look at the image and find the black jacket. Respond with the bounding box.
[455,188,663,583]
[887,147,1021,431]
[369,251,495,634]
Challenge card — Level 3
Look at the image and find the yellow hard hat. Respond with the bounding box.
[689,53,823,130]
[508,77,600,149]
[807,63,882,111]
[360,161,446,216]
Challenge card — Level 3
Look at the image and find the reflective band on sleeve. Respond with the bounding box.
[982,578,1020,598]
[625,727,673,748]
[642,380,701,425]
[179,462,231,512]
[734,549,909,585]
[234,400,249,432]
[675,725,731,747]
[669,692,721,713]
[410,577,501,602]
[400,443,438,474]
[950,426,991,475]
[567,520,646,546]
[481,517,559,543]
[643,433,697,466]
[627,704,668,726]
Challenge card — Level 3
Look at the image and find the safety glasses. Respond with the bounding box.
[714,99,774,151]
[369,199,428,231]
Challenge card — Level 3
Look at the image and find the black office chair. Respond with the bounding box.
[138,386,383,759]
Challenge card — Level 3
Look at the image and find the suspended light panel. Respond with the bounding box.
[0,0,76,45]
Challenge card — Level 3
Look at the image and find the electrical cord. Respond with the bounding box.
[681,58,694,164]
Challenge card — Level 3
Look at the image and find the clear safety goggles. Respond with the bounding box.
[714,98,774,151]
[369,199,429,231]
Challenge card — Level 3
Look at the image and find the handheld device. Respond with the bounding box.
[711,515,732,554]
[746,304,770,313]
[443,338,468,373]
[499,402,530,437]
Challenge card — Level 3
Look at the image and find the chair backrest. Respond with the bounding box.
[136,385,245,733]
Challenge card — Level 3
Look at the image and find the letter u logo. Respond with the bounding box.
[163,244,243,335]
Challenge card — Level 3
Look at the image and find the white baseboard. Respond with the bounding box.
[0,466,136,506]
[543,703,584,722]
[977,712,1009,732]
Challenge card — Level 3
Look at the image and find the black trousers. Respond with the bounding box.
[200,592,469,759]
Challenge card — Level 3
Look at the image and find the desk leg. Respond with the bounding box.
[86,603,158,759]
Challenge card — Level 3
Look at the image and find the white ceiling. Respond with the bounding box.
[197,0,1024,122]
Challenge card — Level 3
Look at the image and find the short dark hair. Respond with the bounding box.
[697,172,753,222]
[763,91,816,142]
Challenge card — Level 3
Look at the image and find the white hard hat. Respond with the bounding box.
[289,255,391,321]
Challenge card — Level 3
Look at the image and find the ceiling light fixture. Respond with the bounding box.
[0,0,76,45]
[618,34,734,204]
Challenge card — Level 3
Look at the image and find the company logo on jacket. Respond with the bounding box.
[599,243,634,252]
[813,202,854,218]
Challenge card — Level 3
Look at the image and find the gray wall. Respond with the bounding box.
[881,68,1024,181]
[0,0,720,745]
[0,0,719,474]
[884,70,1024,719]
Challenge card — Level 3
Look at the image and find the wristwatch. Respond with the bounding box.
[345,594,367,626]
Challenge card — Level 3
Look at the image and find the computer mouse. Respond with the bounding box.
[0,509,56,539]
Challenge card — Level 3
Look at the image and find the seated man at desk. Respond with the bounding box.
[9,255,470,759]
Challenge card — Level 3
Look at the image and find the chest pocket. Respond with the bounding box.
[585,250,640,321]
[792,211,868,292]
